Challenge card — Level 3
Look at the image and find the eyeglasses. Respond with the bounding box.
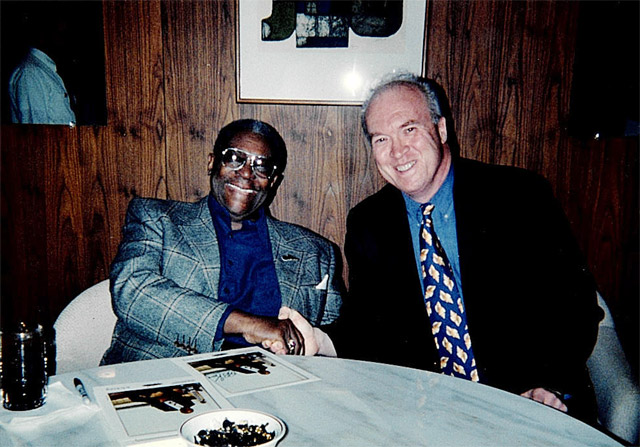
[220,147,277,179]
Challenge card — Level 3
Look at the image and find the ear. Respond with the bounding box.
[207,153,215,174]
[437,117,448,144]
[268,173,281,189]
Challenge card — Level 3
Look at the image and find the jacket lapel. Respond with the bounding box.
[266,218,303,307]
[451,159,494,354]
[175,197,221,296]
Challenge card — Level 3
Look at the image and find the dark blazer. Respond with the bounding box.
[102,197,343,365]
[333,157,602,420]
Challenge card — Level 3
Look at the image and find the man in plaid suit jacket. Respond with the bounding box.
[102,120,343,364]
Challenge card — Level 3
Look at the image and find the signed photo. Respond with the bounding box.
[179,348,319,396]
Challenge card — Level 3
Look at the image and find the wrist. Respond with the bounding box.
[224,310,264,344]
[313,328,337,357]
[223,310,249,335]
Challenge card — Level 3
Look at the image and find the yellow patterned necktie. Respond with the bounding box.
[420,203,479,382]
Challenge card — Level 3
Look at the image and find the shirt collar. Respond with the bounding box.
[402,163,455,219]
[29,48,57,72]
[208,194,264,233]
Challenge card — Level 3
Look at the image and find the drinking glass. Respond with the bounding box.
[1,321,48,410]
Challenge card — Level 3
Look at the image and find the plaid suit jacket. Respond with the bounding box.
[101,197,343,364]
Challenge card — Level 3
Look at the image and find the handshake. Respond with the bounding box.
[261,307,336,357]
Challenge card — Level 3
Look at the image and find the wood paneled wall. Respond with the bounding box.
[1,0,637,369]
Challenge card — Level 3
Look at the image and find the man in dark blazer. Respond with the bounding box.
[102,119,343,365]
[329,74,602,423]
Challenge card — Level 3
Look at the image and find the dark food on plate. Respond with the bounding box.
[193,418,275,446]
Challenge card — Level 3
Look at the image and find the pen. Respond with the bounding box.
[186,385,206,403]
[73,378,91,405]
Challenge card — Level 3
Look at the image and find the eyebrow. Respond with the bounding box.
[400,119,420,128]
[370,119,421,138]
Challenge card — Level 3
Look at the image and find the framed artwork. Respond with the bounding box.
[236,0,427,105]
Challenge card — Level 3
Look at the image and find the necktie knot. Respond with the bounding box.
[421,203,435,217]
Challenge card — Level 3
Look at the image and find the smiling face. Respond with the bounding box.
[209,131,279,224]
[365,85,451,203]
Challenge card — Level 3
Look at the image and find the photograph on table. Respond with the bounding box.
[175,347,319,397]
[95,380,231,443]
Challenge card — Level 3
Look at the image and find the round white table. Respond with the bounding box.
[0,354,622,446]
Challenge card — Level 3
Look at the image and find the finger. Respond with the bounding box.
[544,395,567,412]
[298,330,305,355]
[278,307,291,320]
[285,330,299,355]
[263,339,283,355]
[270,340,285,352]
[285,338,295,355]
[285,322,304,355]
[522,388,568,413]
[298,326,305,356]
[292,322,305,355]
[520,389,533,399]
[289,311,320,356]
[537,390,568,412]
[270,345,286,355]
[287,308,307,328]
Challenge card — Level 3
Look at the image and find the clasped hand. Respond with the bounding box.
[224,310,304,355]
[226,308,334,356]
[262,307,319,356]
[520,388,568,413]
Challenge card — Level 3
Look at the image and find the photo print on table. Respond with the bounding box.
[176,347,319,397]
[95,380,231,442]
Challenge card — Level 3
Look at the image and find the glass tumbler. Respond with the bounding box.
[1,322,48,410]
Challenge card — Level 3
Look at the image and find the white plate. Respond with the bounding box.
[179,409,287,446]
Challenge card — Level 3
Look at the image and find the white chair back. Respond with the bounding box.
[53,279,116,374]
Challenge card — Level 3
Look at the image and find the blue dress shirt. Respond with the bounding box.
[208,195,282,346]
[403,165,464,297]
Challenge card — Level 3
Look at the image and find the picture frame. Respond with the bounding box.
[236,0,427,105]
